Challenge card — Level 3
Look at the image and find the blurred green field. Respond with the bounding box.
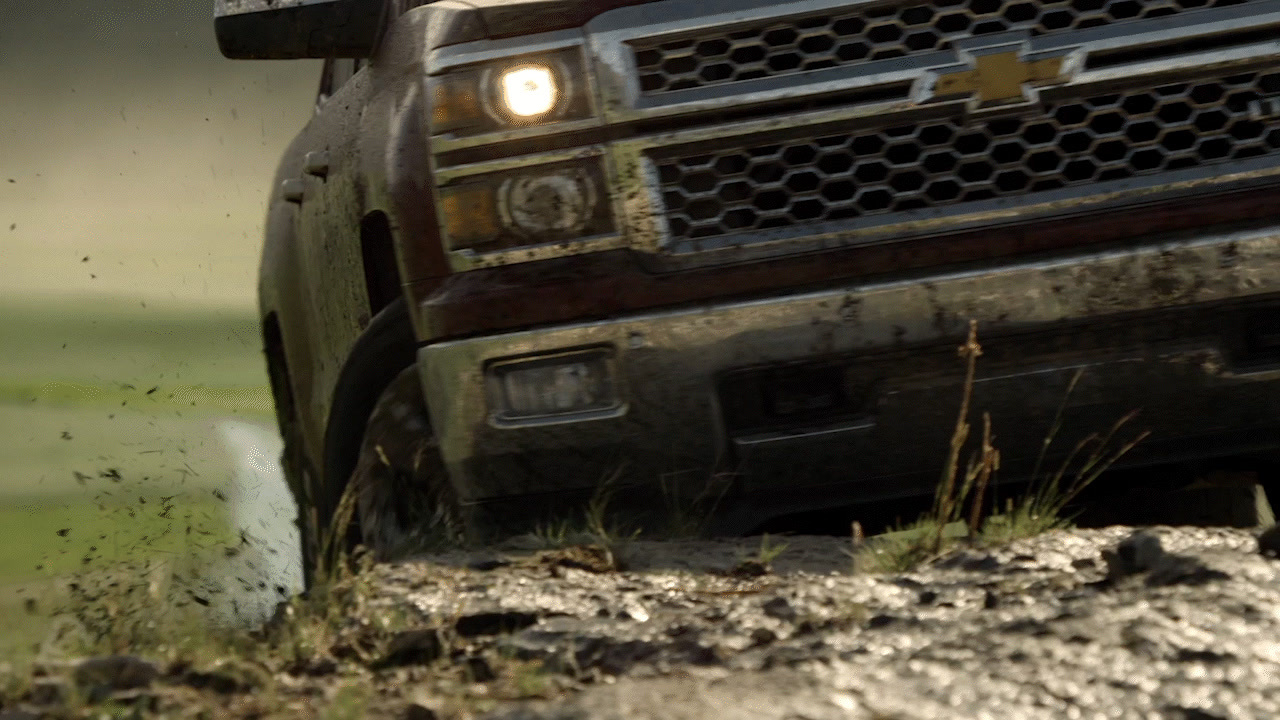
[0,295,268,390]
[0,295,275,495]
[0,294,275,660]
[0,492,231,582]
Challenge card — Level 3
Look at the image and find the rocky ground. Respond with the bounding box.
[4,525,1280,719]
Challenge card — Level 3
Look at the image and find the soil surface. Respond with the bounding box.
[5,525,1280,719]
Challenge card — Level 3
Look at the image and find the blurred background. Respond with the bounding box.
[1,1,322,656]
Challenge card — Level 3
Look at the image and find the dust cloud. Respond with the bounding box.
[215,420,303,626]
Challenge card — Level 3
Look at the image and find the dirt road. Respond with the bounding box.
[6,525,1279,719]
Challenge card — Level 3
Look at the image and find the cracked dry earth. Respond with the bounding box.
[368,526,1280,720]
[7,526,1280,719]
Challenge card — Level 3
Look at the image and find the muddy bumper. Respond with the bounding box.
[419,226,1280,525]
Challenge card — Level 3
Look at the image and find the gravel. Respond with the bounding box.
[368,526,1280,720]
[5,525,1280,719]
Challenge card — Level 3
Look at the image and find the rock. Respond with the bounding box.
[937,551,1000,571]
[455,611,540,637]
[465,656,497,683]
[962,553,1001,571]
[372,629,444,669]
[73,655,158,702]
[1103,529,1166,578]
[1257,523,1280,558]
[619,604,650,622]
[866,614,897,629]
[1102,529,1231,586]
[290,656,338,677]
[587,638,664,676]
[1162,706,1229,720]
[1174,649,1234,663]
[183,669,247,694]
[762,597,797,622]
[181,660,266,694]
[468,556,512,571]
[539,545,619,573]
[403,702,438,720]
[727,559,770,578]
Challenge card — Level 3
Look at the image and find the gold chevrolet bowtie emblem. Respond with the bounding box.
[935,50,1069,106]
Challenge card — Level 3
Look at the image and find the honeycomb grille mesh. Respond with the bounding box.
[634,0,1253,95]
[655,71,1280,242]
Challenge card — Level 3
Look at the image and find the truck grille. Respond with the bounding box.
[655,70,1280,243]
[634,0,1255,95]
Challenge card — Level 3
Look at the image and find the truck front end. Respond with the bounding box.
[416,0,1280,531]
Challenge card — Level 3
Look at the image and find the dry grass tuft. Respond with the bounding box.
[856,321,1148,573]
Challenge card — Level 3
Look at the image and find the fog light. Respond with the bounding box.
[487,349,620,423]
[499,170,597,239]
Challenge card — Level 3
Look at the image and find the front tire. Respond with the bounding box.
[322,299,456,561]
[351,365,459,558]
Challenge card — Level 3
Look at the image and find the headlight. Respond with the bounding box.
[498,170,598,238]
[498,65,558,119]
[430,48,589,134]
[482,59,570,124]
[440,161,611,253]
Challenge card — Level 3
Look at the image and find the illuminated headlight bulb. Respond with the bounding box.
[498,65,558,118]
[499,170,597,239]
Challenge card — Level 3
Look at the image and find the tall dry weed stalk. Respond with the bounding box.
[929,320,1000,554]
[859,320,1149,571]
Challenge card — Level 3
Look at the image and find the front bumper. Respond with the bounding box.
[419,223,1280,524]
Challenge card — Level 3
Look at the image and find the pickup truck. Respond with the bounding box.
[217,0,1280,569]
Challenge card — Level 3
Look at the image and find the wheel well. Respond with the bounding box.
[360,211,401,316]
[322,298,417,545]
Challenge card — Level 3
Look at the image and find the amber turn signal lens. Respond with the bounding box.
[441,183,501,250]
[431,72,484,133]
